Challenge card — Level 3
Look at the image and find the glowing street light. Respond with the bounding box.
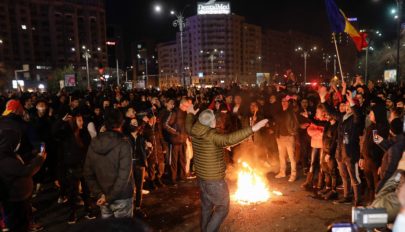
[154,5,162,13]
[295,46,318,83]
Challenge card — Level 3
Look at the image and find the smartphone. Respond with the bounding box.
[372,130,378,142]
[351,90,357,98]
[40,142,46,153]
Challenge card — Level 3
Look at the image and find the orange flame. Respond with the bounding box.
[233,161,271,205]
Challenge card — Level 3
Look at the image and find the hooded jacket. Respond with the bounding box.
[84,131,134,203]
[185,113,253,180]
[0,129,44,202]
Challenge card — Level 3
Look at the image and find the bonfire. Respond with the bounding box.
[233,161,282,205]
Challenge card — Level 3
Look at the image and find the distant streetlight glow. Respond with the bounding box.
[82,45,86,49]
[97,47,101,51]
[0,39,3,44]
[170,10,175,15]
[155,5,162,13]
[391,8,397,14]
[71,47,75,52]
[21,25,27,30]
[394,15,399,19]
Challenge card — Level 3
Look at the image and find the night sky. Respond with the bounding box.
[106,0,398,46]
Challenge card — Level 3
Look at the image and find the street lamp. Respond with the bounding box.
[82,47,91,88]
[155,4,190,86]
[380,0,403,82]
[295,46,317,83]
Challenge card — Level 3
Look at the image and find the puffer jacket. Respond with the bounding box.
[370,171,402,223]
[84,131,134,203]
[185,113,253,180]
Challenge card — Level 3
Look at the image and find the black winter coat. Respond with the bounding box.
[84,131,134,203]
[0,129,44,202]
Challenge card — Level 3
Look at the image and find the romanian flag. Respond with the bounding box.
[325,0,368,51]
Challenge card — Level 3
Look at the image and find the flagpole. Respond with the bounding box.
[332,33,345,82]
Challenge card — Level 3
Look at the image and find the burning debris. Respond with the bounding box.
[232,161,282,205]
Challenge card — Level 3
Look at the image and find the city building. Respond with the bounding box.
[157,9,327,86]
[0,0,107,85]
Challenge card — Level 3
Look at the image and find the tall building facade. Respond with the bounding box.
[158,13,265,85]
[0,0,107,81]
[157,11,328,85]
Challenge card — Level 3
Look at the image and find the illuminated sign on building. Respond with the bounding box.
[197,1,230,15]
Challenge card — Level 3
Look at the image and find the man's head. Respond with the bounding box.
[166,99,175,111]
[355,93,365,106]
[250,101,259,113]
[104,109,124,131]
[339,102,346,114]
[300,98,309,110]
[396,99,404,109]
[234,95,242,105]
[198,109,216,128]
[225,95,233,104]
[125,107,136,119]
[36,100,48,115]
[179,98,191,112]
[269,95,277,104]
[386,98,394,109]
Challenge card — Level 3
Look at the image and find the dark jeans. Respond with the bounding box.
[133,165,145,208]
[66,168,92,214]
[198,179,229,232]
[363,157,379,202]
[171,144,186,182]
[3,199,31,232]
[308,148,322,187]
[321,154,338,190]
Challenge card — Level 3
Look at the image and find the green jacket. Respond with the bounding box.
[185,113,253,180]
[370,171,402,223]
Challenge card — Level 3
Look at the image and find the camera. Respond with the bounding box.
[329,207,388,232]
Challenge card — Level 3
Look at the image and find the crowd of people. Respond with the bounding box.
[0,73,404,232]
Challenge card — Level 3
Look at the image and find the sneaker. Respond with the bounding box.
[333,197,352,205]
[288,175,297,182]
[186,174,197,180]
[148,182,158,191]
[57,196,68,204]
[67,213,77,225]
[28,223,44,232]
[300,182,313,191]
[155,179,166,187]
[275,173,286,179]
[85,212,97,220]
[318,188,331,196]
[324,190,338,200]
[142,189,150,195]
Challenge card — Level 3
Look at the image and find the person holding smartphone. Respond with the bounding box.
[359,101,390,203]
[0,129,46,232]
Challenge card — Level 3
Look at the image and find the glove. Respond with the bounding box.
[252,119,269,132]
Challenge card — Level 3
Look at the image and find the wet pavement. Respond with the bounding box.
[33,174,352,232]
